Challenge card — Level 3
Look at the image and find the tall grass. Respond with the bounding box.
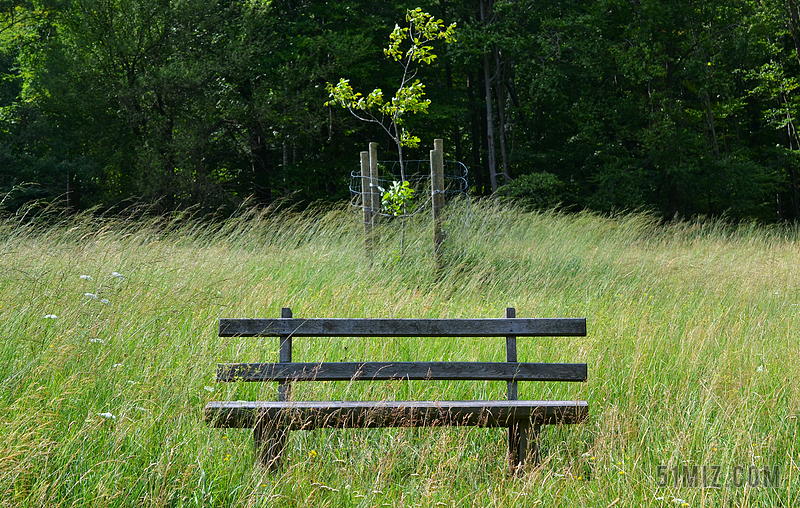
[0,202,798,507]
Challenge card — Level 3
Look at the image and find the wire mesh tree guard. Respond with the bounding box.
[349,140,470,268]
[349,158,469,220]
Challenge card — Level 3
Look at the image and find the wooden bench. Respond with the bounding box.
[205,307,588,473]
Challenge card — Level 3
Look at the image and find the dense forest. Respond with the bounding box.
[2,0,800,221]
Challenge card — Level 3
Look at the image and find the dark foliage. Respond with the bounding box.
[1,0,798,221]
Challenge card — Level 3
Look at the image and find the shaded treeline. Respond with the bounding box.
[1,0,800,221]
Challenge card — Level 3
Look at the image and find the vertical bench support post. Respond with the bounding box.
[506,307,539,474]
[255,307,293,469]
[506,307,521,472]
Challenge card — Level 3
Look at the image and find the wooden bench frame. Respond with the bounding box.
[205,307,588,473]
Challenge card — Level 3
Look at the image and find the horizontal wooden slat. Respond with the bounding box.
[217,362,588,382]
[205,400,589,429]
[219,318,586,338]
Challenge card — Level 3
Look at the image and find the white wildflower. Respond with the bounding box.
[310,482,339,492]
[89,338,104,344]
[85,293,98,299]
[43,314,57,319]
[80,275,93,280]
[757,365,764,373]
[203,386,214,392]
[112,364,123,368]
[98,412,115,420]
[672,499,687,505]
[100,299,110,305]
[112,272,124,278]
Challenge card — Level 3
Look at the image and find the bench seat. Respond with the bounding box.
[216,361,587,382]
[206,400,588,430]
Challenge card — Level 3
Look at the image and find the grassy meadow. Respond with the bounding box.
[0,201,798,507]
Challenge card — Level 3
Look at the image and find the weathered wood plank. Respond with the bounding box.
[205,400,589,430]
[219,318,587,337]
[216,361,588,382]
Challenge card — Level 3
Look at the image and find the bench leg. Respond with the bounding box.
[508,420,527,475]
[530,424,541,465]
[508,421,541,475]
[254,420,287,470]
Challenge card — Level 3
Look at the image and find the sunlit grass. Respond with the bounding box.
[0,202,798,507]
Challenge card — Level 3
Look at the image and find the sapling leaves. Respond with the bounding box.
[325,8,456,167]
[378,180,415,217]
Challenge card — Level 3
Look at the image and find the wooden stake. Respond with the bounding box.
[430,138,445,270]
[360,151,372,260]
[369,142,380,226]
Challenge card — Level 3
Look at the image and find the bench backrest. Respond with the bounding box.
[219,317,587,337]
[216,307,587,387]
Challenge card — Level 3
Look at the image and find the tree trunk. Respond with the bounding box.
[66,171,81,214]
[505,63,528,130]
[782,94,800,221]
[483,52,498,192]
[786,0,800,68]
[251,132,273,203]
[495,46,510,184]
[704,93,720,157]
[467,72,484,193]
[445,60,462,162]
[787,116,800,221]
[480,0,499,192]
[479,75,490,194]
[669,182,680,218]
[392,124,406,182]
[791,167,800,221]
[782,0,800,220]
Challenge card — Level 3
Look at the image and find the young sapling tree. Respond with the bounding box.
[325,8,456,185]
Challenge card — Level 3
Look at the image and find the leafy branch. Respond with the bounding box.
[325,8,456,181]
[378,180,415,217]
